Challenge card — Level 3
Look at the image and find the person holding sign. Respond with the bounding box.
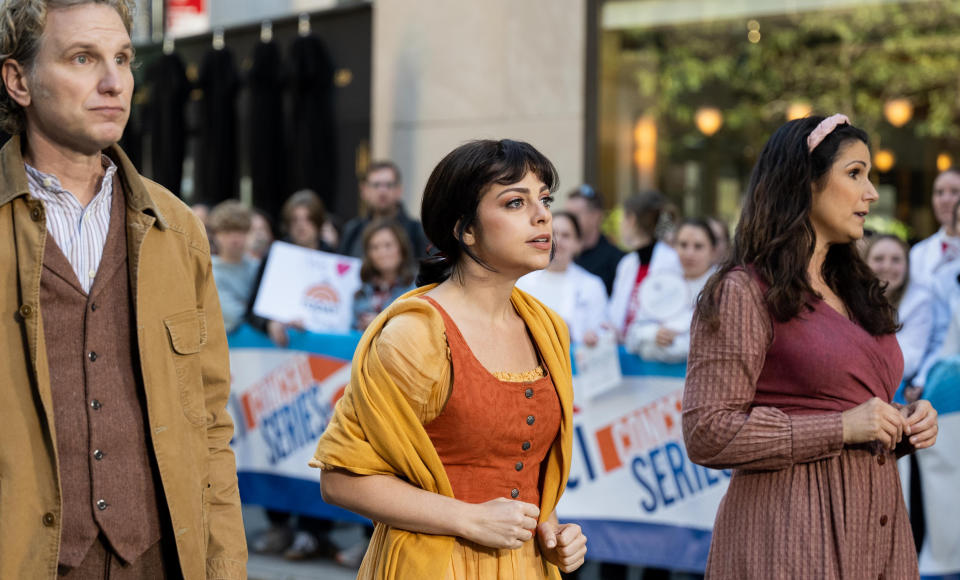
[312,139,587,578]
[684,114,938,578]
[625,218,717,363]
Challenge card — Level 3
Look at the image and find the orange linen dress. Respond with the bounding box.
[683,270,919,579]
[312,286,574,580]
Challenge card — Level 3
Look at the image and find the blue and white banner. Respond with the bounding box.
[916,357,960,579]
[227,325,724,570]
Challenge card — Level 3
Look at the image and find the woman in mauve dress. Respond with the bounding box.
[683,115,939,580]
[313,139,587,579]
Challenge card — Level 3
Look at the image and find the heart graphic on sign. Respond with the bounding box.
[336,262,351,275]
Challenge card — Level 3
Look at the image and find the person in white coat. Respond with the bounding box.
[910,169,960,289]
[608,191,682,338]
[625,218,717,362]
[864,234,934,389]
[516,211,609,345]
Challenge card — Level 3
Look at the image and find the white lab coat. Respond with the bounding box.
[624,267,714,363]
[516,263,609,344]
[608,241,683,334]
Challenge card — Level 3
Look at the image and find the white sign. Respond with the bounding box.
[252,241,362,334]
[573,331,623,401]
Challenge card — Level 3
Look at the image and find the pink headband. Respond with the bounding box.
[807,114,850,153]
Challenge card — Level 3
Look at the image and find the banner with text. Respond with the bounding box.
[228,326,723,570]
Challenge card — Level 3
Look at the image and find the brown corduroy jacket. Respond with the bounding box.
[0,136,247,579]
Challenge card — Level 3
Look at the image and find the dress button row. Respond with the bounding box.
[526,415,535,425]
[515,462,524,472]
[522,441,531,451]
[511,488,519,499]
[877,454,886,466]
[879,515,888,526]
[524,388,533,399]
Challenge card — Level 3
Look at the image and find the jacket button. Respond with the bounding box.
[526,415,535,425]
[877,454,886,466]
[93,449,104,460]
[90,399,102,410]
[515,462,524,471]
[510,488,519,499]
[522,441,531,451]
[18,304,33,318]
[42,512,55,527]
[96,499,108,511]
[524,388,534,399]
[30,206,43,221]
[87,351,97,362]
[880,515,888,526]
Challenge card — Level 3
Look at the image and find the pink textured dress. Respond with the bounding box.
[683,270,919,580]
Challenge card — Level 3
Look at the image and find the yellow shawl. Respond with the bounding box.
[311,284,573,579]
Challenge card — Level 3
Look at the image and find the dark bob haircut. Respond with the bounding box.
[417,139,559,285]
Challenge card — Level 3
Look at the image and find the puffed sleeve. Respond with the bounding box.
[375,311,452,423]
[682,271,844,471]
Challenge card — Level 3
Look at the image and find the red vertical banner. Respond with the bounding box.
[166,0,209,38]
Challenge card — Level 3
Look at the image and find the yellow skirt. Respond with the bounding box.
[444,538,551,579]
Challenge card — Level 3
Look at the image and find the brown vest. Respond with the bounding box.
[39,180,163,568]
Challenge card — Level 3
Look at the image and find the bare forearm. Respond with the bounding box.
[321,469,468,537]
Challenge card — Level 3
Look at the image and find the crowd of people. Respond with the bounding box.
[190,128,960,575]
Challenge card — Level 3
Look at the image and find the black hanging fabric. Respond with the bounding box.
[144,52,189,197]
[248,41,287,221]
[288,34,337,211]
[197,46,240,205]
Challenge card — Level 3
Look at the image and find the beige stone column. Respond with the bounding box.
[372,0,587,215]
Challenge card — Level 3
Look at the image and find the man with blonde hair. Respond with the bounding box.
[0,1,246,578]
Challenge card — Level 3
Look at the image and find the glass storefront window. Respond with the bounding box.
[598,0,960,240]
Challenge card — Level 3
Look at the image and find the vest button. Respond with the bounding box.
[90,399,102,410]
[90,303,98,312]
[522,441,531,451]
[42,512,55,527]
[18,304,33,318]
[96,499,108,511]
[30,205,43,221]
[93,449,104,460]
[515,462,524,471]
[526,415,535,425]
[510,488,519,499]
[87,351,97,362]
[524,388,534,399]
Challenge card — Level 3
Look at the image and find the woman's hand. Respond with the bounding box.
[459,498,540,549]
[899,400,938,449]
[841,397,907,450]
[266,320,289,348]
[537,520,587,572]
[582,330,599,347]
[655,327,678,347]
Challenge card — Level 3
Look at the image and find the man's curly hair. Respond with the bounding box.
[0,0,135,134]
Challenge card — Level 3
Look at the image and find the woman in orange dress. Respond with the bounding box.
[312,139,587,579]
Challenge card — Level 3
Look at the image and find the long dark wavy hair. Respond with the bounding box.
[697,116,899,336]
[417,139,559,286]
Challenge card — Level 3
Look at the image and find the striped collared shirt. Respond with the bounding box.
[25,156,118,293]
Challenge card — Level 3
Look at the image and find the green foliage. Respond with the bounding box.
[622,0,960,151]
